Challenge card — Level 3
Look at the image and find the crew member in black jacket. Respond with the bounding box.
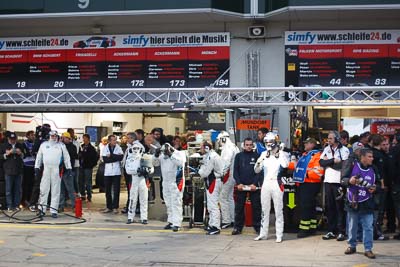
[0,132,24,211]
[59,132,78,211]
[232,138,261,235]
[79,134,99,202]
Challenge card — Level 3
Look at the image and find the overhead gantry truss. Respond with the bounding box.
[0,86,400,112]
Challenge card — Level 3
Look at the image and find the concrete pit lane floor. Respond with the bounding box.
[0,191,399,267]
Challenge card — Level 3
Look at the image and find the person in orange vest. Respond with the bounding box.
[289,137,325,238]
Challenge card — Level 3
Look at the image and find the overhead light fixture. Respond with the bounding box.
[171,102,193,111]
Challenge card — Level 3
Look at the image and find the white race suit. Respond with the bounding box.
[126,149,152,221]
[254,149,289,239]
[219,140,240,225]
[35,140,72,215]
[198,150,224,229]
[153,150,186,227]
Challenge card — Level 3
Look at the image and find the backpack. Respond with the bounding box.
[125,150,141,175]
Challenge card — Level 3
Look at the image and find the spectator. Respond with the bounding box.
[95,136,108,193]
[0,132,24,211]
[67,128,81,193]
[120,134,128,153]
[101,135,123,214]
[134,129,146,148]
[79,134,98,202]
[369,134,388,240]
[173,136,183,150]
[22,130,35,207]
[255,128,269,155]
[389,133,400,239]
[340,130,352,153]
[359,132,371,147]
[151,127,167,146]
[320,131,350,241]
[59,132,78,211]
[342,148,379,259]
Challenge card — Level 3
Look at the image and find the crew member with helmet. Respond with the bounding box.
[153,143,186,231]
[254,132,290,242]
[29,123,51,211]
[126,142,153,224]
[198,141,224,235]
[35,130,72,218]
[217,131,240,229]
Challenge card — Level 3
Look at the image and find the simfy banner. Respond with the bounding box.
[284,29,400,89]
[0,32,230,89]
[0,32,230,51]
[285,30,400,45]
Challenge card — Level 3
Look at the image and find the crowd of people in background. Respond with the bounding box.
[1,124,400,259]
[0,126,192,216]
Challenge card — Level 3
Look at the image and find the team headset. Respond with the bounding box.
[330,130,342,148]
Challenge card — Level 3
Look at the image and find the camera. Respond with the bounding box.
[35,124,51,141]
[137,167,150,178]
[355,176,374,189]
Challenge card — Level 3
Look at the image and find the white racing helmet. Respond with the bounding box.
[263,132,277,151]
[216,131,230,148]
[160,143,174,157]
[129,143,144,156]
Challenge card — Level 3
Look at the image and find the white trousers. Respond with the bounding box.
[163,179,185,227]
[39,166,61,215]
[206,179,222,229]
[128,175,148,221]
[260,180,284,239]
[220,176,235,224]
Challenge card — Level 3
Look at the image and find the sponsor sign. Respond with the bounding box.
[285,30,400,88]
[0,33,230,89]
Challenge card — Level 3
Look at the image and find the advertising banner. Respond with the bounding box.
[284,30,400,88]
[0,32,230,89]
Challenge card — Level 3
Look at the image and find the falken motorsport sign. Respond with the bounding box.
[285,30,400,87]
[0,32,230,89]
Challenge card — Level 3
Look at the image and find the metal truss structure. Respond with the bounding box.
[1,86,400,112]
